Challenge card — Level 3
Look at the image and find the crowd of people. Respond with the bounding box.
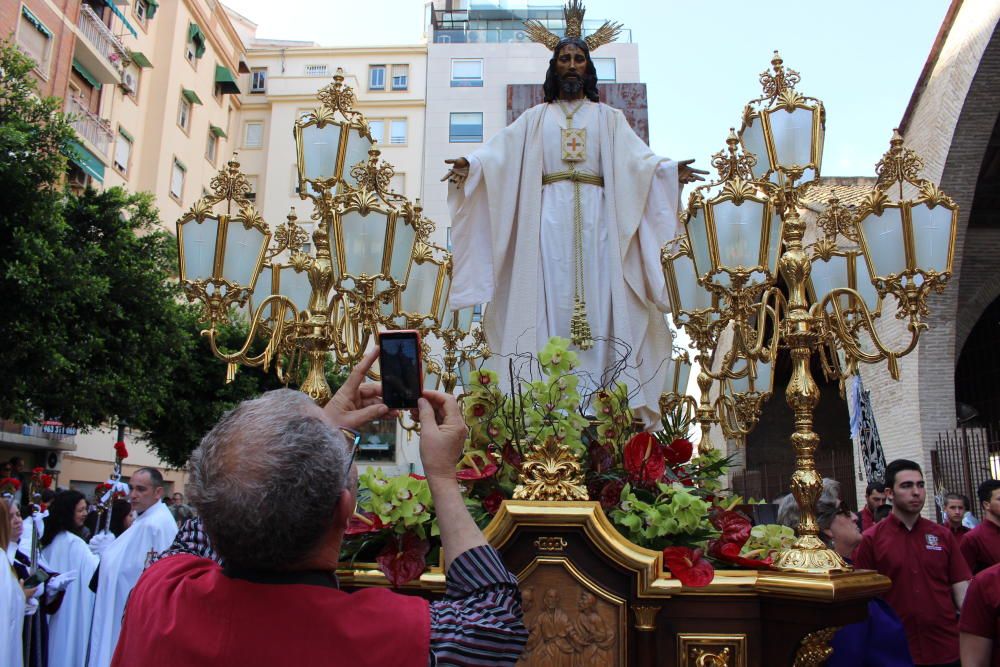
[771,465,1000,667]
[4,347,1000,666]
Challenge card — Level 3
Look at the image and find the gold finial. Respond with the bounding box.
[333,67,344,85]
[711,128,757,181]
[759,50,801,100]
[287,206,297,223]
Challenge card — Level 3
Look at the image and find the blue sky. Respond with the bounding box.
[226,0,951,176]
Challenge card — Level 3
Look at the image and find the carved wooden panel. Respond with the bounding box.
[516,557,626,666]
[677,634,748,667]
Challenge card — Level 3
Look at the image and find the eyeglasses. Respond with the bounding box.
[339,427,361,471]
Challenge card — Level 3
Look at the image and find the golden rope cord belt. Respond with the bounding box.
[543,99,597,350]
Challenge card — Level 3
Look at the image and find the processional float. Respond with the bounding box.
[176,23,957,667]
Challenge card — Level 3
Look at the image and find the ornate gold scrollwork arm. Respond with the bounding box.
[815,286,923,380]
[202,294,298,380]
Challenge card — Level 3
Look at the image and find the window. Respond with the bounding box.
[205,128,218,164]
[451,59,483,87]
[245,175,258,203]
[114,129,133,175]
[243,121,263,148]
[170,159,186,201]
[134,0,148,26]
[391,64,408,91]
[389,119,407,145]
[593,58,616,82]
[304,64,328,77]
[369,65,385,91]
[449,112,483,143]
[186,23,206,66]
[368,120,384,144]
[250,68,267,94]
[178,95,192,132]
[17,7,52,75]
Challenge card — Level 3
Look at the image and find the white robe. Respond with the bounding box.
[1,551,25,667]
[449,101,680,426]
[87,501,177,667]
[41,531,98,667]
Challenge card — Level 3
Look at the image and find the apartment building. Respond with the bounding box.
[2,0,247,495]
[230,11,427,236]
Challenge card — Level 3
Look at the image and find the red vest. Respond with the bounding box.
[112,555,430,667]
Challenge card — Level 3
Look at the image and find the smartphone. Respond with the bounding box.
[378,330,423,409]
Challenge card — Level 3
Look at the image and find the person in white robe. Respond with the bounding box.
[87,468,178,667]
[2,496,28,667]
[445,36,705,427]
[40,490,98,667]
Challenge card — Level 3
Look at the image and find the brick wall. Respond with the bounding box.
[1,1,78,99]
[854,7,1000,513]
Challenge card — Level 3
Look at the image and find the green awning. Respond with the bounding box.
[188,23,206,59]
[146,0,159,19]
[182,88,203,105]
[118,127,135,142]
[214,65,241,95]
[67,140,105,182]
[72,59,102,90]
[209,124,227,139]
[102,0,137,38]
[21,7,51,37]
[175,159,187,172]
[130,51,153,68]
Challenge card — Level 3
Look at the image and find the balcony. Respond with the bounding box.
[74,3,127,85]
[67,95,113,158]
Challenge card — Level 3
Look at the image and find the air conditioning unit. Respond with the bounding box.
[45,451,63,472]
[121,72,136,94]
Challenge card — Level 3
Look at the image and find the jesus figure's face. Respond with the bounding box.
[554,44,588,99]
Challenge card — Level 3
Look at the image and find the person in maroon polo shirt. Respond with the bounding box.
[854,458,971,667]
[858,480,887,533]
[944,493,970,538]
[963,480,1000,574]
[960,561,1000,666]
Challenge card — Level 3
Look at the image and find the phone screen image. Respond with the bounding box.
[379,331,423,409]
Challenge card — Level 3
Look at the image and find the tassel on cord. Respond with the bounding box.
[570,297,594,350]
[226,362,238,383]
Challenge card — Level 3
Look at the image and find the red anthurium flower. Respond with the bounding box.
[32,467,44,475]
[663,438,693,466]
[710,541,774,569]
[376,532,430,587]
[40,474,53,489]
[662,546,714,587]
[711,510,752,547]
[345,512,385,536]
[408,473,426,481]
[0,477,20,493]
[482,490,505,515]
[623,432,665,484]
[114,440,129,460]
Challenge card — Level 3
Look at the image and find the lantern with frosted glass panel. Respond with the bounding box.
[176,157,271,324]
[854,131,958,310]
[739,51,825,188]
[294,69,376,195]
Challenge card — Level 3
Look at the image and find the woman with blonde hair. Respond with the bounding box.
[2,498,32,666]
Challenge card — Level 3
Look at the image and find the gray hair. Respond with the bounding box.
[187,389,349,569]
[775,478,842,529]
[815,499,846,548]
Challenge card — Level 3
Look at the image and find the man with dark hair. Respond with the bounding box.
[443,4,706,428]
[854,459,971,667]
[858,480,886,532]
[961,479,1000,574]
[112,348,527,666]
[944,493,970,538]
[88,466,178,667]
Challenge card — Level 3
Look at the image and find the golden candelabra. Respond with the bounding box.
[664,52,958,574]
[176,68,484,405]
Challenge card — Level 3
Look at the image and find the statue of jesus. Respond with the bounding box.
[443,2,705,426]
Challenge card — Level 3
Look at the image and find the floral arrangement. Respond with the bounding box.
[0,477,20,495]
[342,337,782,587]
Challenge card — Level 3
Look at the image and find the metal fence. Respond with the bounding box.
[731,448,858,506]
[932,423,1000,520]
